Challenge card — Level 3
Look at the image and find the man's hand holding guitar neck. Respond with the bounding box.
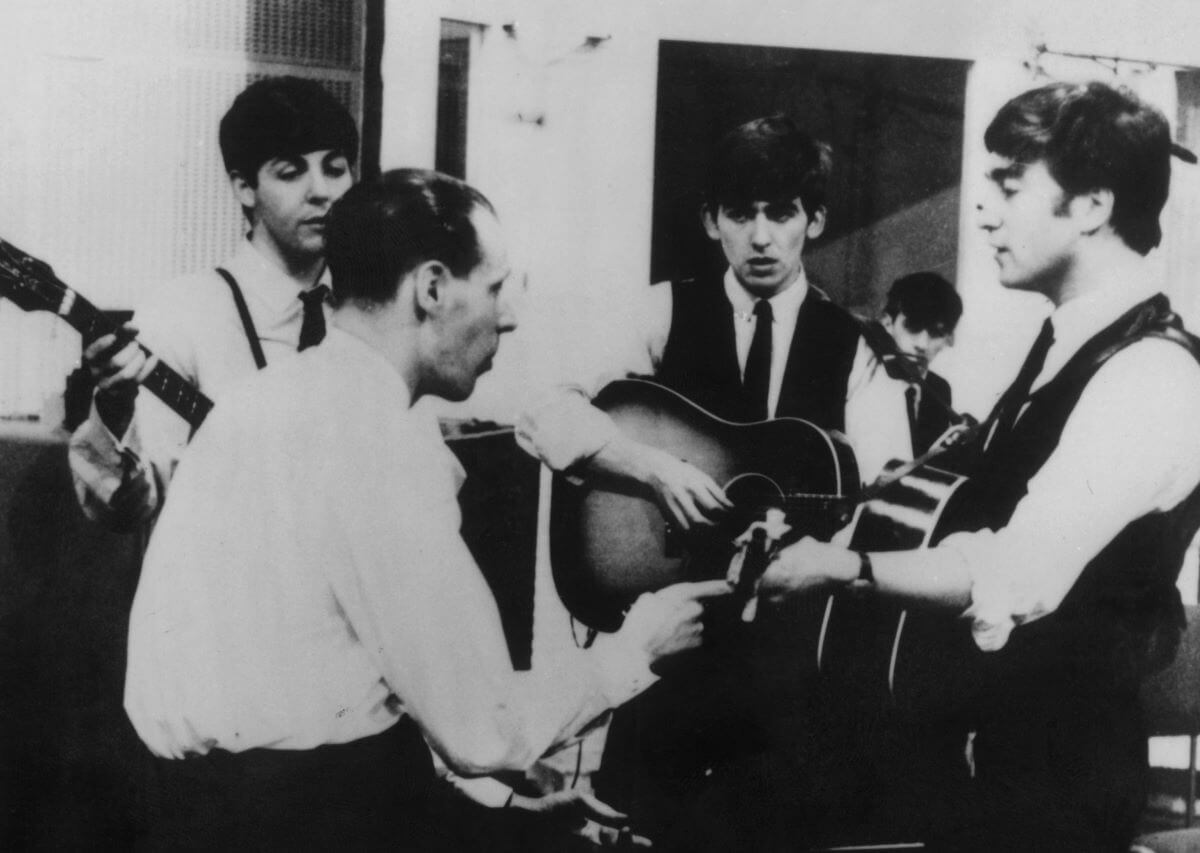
[84,323,160,439]
[759,536,971,612]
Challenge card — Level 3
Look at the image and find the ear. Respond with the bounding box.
[806,207,827,240]
[412,260,450,319]
[881,313,896,334]
[1071,188,1115,236]
[701,205,721,241]
[229,171,258,211]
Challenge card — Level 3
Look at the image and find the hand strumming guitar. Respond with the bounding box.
[587,431,734,530]
[82,322,160,439]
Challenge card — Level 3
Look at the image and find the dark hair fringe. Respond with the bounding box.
[984,81,1172,256]
[219,76,359,181]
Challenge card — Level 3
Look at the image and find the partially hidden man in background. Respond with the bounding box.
[518,115,914,842]
[68,75,357,530]
[123,169,730,850]
[746,81,1200,852]
[855,270,964,474]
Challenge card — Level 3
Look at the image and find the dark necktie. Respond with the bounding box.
[905,385,920,453]
[298,285,330,351]
[993,318,1055,435]
[744,299,773,421]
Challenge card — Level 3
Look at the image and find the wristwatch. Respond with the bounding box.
[854,551,874,588]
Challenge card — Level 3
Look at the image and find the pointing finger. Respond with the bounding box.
[674,579,734,600]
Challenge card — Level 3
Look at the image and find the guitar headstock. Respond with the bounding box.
[0,238,68,315]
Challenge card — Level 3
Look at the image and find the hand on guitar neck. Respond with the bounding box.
[84,322,161,439]
[0,237,212,431]
[758,537,860,605]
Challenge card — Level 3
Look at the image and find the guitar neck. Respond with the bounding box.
[62,289,213,430]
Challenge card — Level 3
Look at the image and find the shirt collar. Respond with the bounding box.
[226,237,332,314]
[1047,278,1161,362]
[722,266,810,321]
[323,326,411,407]
[323,327,463,490]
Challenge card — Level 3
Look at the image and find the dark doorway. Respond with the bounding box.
[652,41,968,312]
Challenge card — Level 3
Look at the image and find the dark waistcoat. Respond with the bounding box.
[654,273,861,428]
[948,293,1200,685]
[911,370,955,456]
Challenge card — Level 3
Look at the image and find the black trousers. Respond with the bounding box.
[136,718,590,853]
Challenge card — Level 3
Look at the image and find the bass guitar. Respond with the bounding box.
[0,238,213,429]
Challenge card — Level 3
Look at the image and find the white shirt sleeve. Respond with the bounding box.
[874,339,1200,651]
[68,402,161,524]
[843,337,915,485]
[67,293,198,526]
[515,282,673,471]
[329,415,657,777]
[432,750,517,808]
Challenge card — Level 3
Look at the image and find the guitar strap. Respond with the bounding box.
[808,285,964,428]
[1083,301,1200,373]
[856,313,962,427]
[215,267,267,370]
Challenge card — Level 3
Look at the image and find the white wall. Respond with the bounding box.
[382,0,1200,422]
[0,0,365,418]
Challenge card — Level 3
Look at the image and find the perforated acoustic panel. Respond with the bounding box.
[0,0,364,418]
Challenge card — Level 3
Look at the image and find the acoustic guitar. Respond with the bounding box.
[820,461,978,717]
[548,378,860,631]
[0,238,213,429]
[549,377,980,709]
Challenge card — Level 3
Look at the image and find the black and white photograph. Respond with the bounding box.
[3,1,1200,850]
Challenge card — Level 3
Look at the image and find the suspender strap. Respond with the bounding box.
[215,267,267,370]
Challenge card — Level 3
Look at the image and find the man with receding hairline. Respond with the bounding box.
[125,169,729,850]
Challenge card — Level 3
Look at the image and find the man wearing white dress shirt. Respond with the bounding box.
[755,81,1200,852]
[69,76,357,531]
[519,114,913,844]
[124,169,729,851]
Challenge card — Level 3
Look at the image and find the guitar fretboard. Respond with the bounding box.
[64,290,213,430]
